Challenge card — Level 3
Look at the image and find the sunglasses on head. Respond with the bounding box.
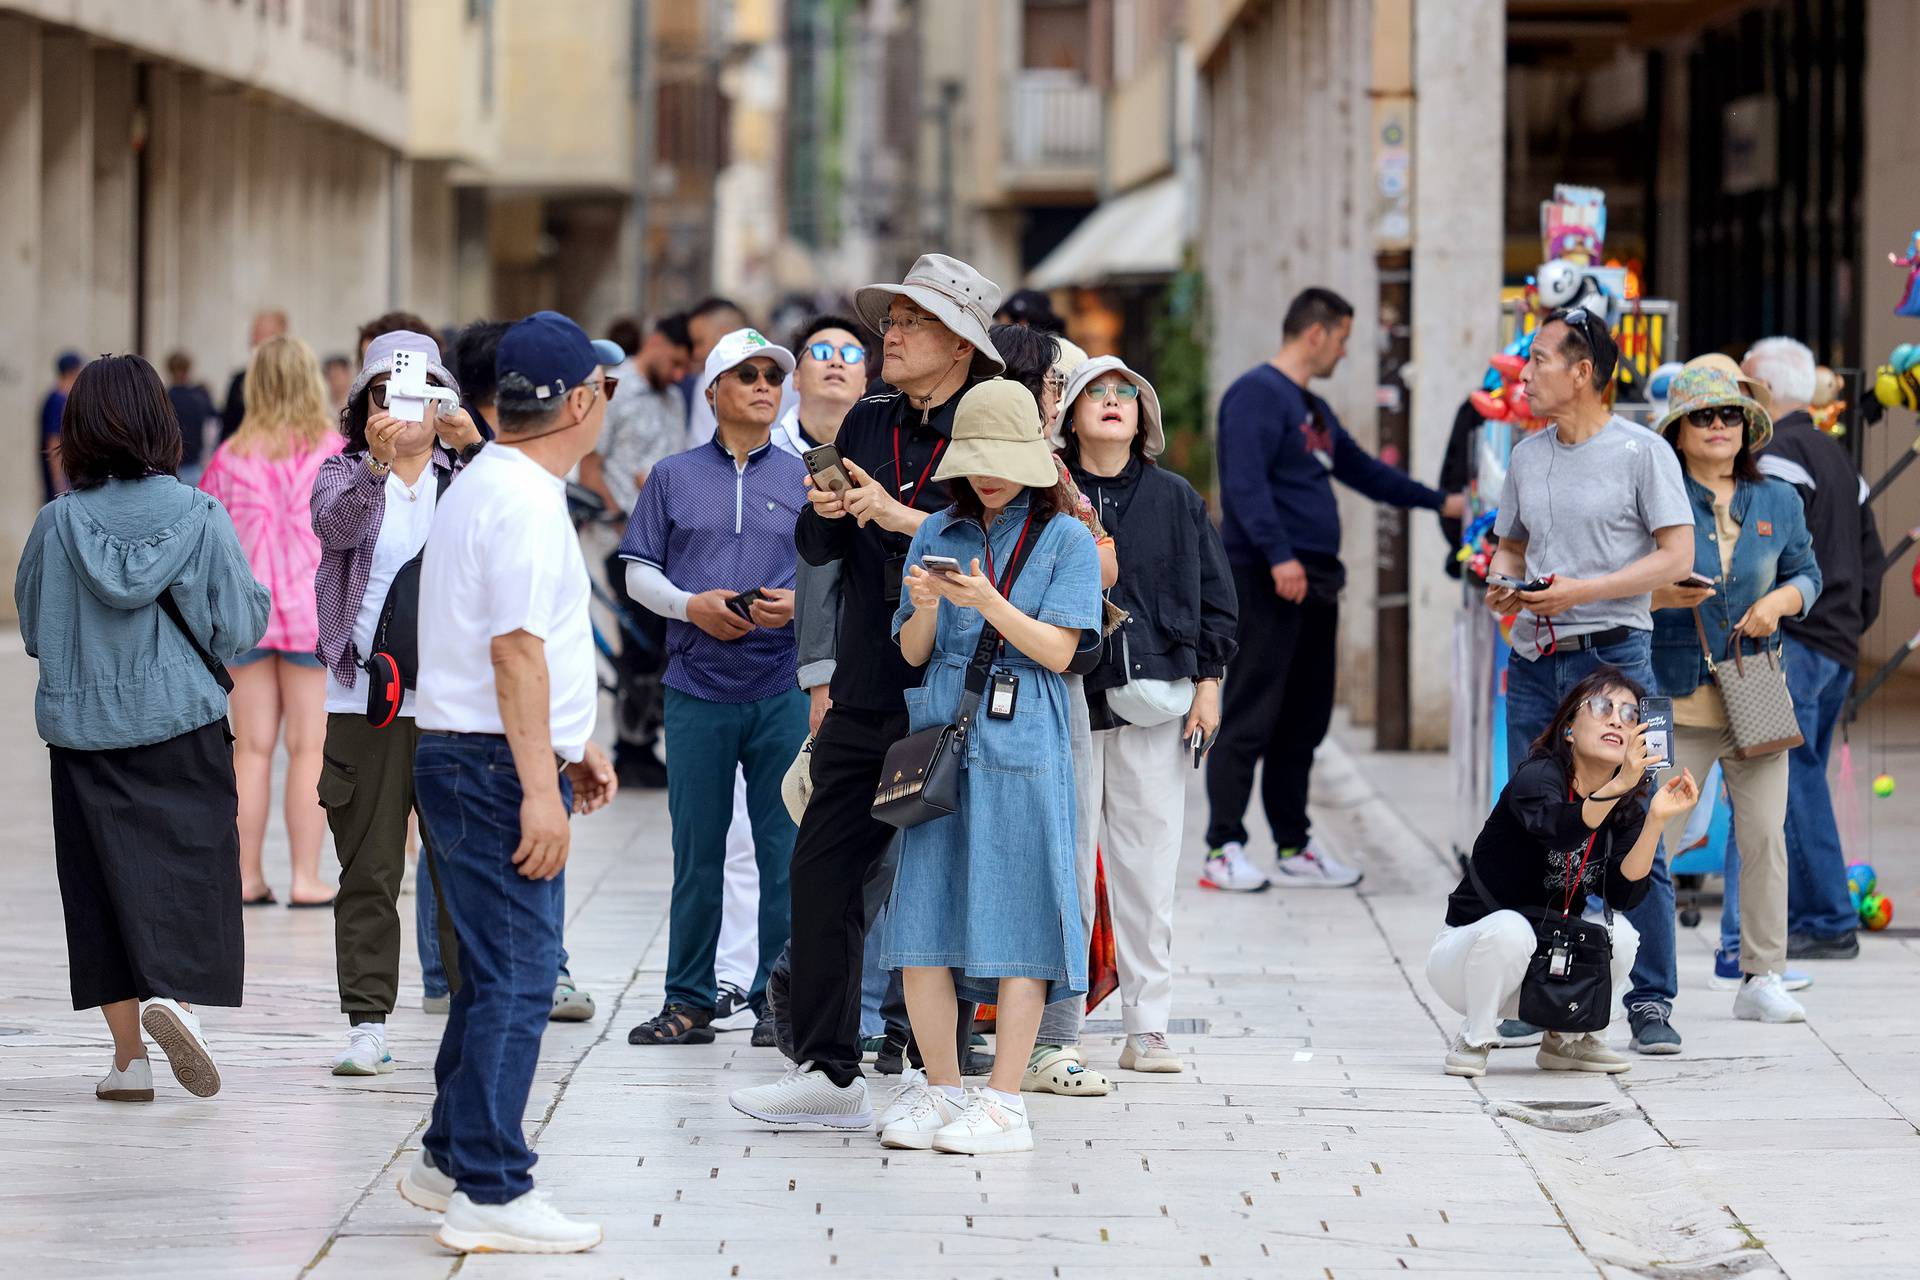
[725,364,786,388]
[1685,405,1745,429]
[806,341,866,366]
[1583,694,1641,725]
[1081,380,1142,403]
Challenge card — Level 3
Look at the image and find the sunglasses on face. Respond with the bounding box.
[1686,405,1746,429]
[1081,381,1142,403]
[1583,695,1641,725]
[806,341,867,366]
[369,380,451,409]
[725,365,786,388]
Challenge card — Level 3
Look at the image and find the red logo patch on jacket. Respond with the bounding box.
[1756,520,1773,536]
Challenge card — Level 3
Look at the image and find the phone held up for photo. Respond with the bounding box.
[725,588,765,622]
[1638,696,1673,772]
[803,444,853,495]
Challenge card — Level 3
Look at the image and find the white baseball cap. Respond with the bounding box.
[700,327,796,387]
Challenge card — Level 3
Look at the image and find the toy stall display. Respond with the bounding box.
[1450,184,1680,859]
[1891,230,1920,319]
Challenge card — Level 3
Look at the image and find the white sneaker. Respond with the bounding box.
[931,1089,1034,1155]
[332,1024,396,1076]
[1118,1031,1184,1073]
[139,998,220,1097]
[396,1149,456,1213]
[1200,842,1270,892]
[878,1075,961,1151]
[422,994,451,1015]
[1732,973,1808,1024]
[711,981,757,1033]
[729,1063,873,1130]
[875,1065,930,1131]
[1443,1034,1488,1078]
[96,1056,154,1102]
[1272,840,1363,888]
[1536,1031,1632,1073]
[435,1189,601,1255]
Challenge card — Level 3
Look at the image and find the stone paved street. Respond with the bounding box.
[2,639,1918,1279]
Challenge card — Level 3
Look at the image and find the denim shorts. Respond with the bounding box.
[231,647,324,670]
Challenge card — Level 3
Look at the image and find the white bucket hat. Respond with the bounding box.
[854,253,1006,373]
[1053,355,1166,457]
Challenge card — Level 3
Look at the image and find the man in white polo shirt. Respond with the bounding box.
[396,310,618,1256]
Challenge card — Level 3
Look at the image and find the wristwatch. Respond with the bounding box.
[457,439,486,465]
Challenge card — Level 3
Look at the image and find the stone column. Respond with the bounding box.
[1407,0,1503,748]
[142,65,183,364]
[0,18,43,602]
[38,33,94,383]
[90,47,136,356]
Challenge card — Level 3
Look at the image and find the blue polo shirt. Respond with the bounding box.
[618,436,808,703]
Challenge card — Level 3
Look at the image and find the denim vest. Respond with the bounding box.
[1651,474,1821,697]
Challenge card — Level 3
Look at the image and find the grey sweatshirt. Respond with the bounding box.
[15,476,269,749]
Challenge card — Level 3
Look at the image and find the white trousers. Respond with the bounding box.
[714,768,759,991]
[1425,909,1639,1047]
[1091,719,1188,1036]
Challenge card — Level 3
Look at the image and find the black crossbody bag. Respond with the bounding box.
[1468,824,1615,1034]
[157,589,235,694]
[872,517,1040,830]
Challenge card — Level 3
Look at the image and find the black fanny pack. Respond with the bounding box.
[360,465,451,727]
[1468,830,1615,1034]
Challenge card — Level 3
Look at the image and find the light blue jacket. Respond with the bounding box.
[15,476,269,750]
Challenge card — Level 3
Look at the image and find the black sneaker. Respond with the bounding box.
[960,1049,996,1077]
[615,750,669,790]
[750,1016,777,1048]
[763,963,796,1062]
[1628,1002,1683,1055]
[627,1003,715,1045]
[1786,930,1860,960]
[712,981,756,1033]
[874,1031,907,1076]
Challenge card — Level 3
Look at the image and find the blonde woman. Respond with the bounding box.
[200,336,346,907]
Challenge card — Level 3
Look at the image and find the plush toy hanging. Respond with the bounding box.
[1892,230,1920,318]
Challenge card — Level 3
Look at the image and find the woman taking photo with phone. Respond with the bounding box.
[1430,668,1699,1078]
[878,378,1102,1154]
[1056,356,1237,1074]
[1650,362,1820,1024]
[311,330,482,1077]
[199,336,345,907]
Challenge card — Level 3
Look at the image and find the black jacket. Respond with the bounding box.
[1759,411,1885,667]
[1067,455,1238,696]
[794,381,978,712]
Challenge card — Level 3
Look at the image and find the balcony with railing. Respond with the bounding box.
[1002,68,1102,189]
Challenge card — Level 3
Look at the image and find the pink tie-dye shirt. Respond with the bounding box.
[200,433,346,654]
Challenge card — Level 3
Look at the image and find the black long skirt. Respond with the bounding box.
[50,719,245,1009]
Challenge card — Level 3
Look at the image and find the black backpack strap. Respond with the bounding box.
[157,589,234,694]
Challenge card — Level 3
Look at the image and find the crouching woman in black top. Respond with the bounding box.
[1429,667,1698,1079]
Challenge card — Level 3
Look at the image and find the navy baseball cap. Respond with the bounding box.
[495,311,625,404]
[55,351,83,376]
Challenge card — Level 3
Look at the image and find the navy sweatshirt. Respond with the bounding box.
[1216,364,1445,568]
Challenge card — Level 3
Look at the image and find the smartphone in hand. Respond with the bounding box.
[1488,571,1554,593]
[921,554,965,577]
[1676,572,1714,589]
[725,588,765,622]
[1638,696,1673,771]
[803,444,853,495]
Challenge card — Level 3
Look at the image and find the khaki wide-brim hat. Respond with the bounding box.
[854,253,1006,373]
[1684,352,1772,416]
[933,379,1061,489]
[1052,355,1166,456]
[1655,364,1774,451]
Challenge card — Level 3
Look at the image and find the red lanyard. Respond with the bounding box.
[982,512,1035,594]
[892,428,948,509]
[1560,781,1598,917]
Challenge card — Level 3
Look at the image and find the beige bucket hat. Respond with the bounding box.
[1684,352,1772,417]
[1053,356,1166,456]
[933,379,1061,488]
[854,253,1006,373]
[1655,364,1774,451]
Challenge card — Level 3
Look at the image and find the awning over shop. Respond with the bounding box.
[1026,174,1183,290]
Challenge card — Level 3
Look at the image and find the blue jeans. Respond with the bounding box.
[414,732,570,1204]
[662,687,806,1011]
[418,838,569,998]
[1504,631,1677,1013]
[1716,637,1860,950]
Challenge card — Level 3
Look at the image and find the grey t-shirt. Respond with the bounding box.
[595,375,689,517]
[1494,415,1692,660]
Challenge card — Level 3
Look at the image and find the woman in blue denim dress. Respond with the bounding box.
[880,378,1102,1155]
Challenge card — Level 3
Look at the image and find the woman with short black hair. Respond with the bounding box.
[16,354,269,1102]
[1429,667,1698,1078]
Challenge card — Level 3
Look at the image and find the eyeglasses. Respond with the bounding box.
[806,341,867,366]
[1685,405,1746,429]
[1080,381,1142,403]
[1583,695,1641,725]
[878,311,934,335]
[725,365,786,388]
